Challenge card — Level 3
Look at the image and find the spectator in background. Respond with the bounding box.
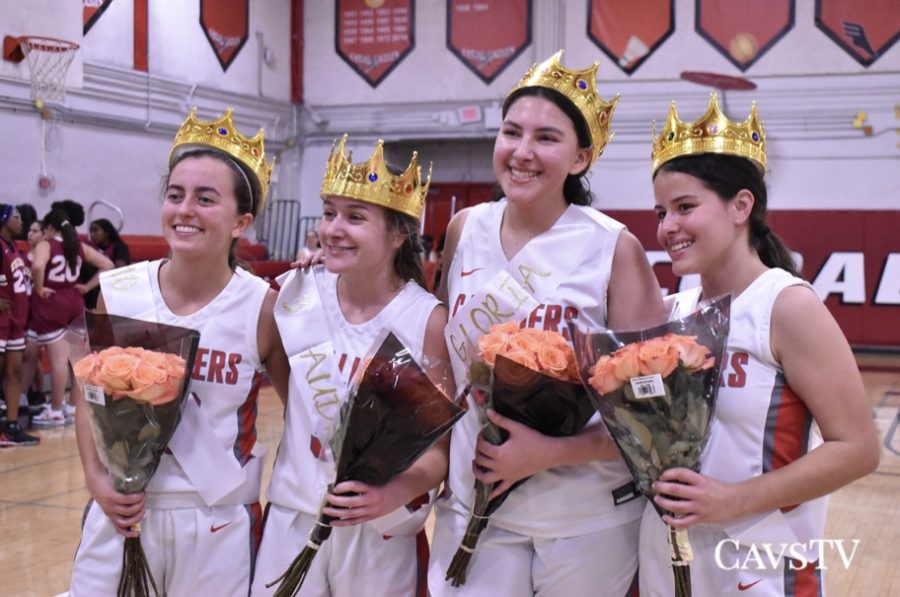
[295,228,320,261]
[83,219,131,309]
[16,203,38,242]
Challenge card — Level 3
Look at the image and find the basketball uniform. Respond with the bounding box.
[639,268,828,596]
[70,260,271,596]
[429,200,645,596]
[0,238,30,352]
[28,237,85,344]
[252,266,439,597]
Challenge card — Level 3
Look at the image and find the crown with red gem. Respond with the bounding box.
[652,92,766,174]
[320,134,431,220]
[507,49,619,167]
[170,107,275,212]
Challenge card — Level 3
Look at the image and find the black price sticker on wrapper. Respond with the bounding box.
[83,383,106,406]
[629,374,665,399]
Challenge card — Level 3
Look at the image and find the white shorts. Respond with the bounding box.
[251,503,427,597]
[639,503,825,596]
[70,499,262,596]
[428,500,640,597]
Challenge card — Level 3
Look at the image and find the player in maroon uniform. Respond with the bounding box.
[29,208,113,427]
[0,205,39,446]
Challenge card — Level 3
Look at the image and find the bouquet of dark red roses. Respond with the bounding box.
[569,296,731,597]
[444,322,595,587]
[67,312,200,597]
[269,331,465,597]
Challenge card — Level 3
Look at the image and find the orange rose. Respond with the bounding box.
[611,345,642,382]
[96,353,141,392]
[510,330,542,355]
[637,337,679,377]
[479,331,510,367]
[538,343,571,379]
[124,347,146,357]
[73,353,101,386]
[503,349,538,371]
[589,356,622,394]
[164,353,188,377]
[98,346,127,358]
[667,334,712,371]
[137,349,170,370]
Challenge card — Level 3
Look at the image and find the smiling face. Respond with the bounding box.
[318,196,404,277]
[654,170,751,277]
[492,95,591,209]
[162,155,253,259]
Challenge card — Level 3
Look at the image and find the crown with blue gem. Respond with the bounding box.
[652,92,766,174]
[507,49,619,167]
[320,134,431,220]
[170,107,275,213]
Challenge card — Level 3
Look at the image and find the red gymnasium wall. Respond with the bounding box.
[610,210,900,349]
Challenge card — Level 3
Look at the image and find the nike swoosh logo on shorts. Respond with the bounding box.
[460,268,483,277]
[210,522,232,533]
[738,579,763,591]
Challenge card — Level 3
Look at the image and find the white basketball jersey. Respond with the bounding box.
[445,200,645,538]
[267,267,440,512]
[100,260,269,497]
[671,268,827,549]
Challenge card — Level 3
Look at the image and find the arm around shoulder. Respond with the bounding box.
[257,288,290,405]
[607,230,666,330]
[436,208,471,305]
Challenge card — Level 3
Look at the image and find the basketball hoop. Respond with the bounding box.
[17,36,80,105]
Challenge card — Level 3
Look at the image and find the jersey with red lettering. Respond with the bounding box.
[443,199,645,538]
[100,259,270,497]
[28,237,86,341]
[640,268,828,596]
[266,265,440,513]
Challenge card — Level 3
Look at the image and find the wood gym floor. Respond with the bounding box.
[2,352,898,596]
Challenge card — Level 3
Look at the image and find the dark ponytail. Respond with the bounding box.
[655,154,802,278]
[502,87,594,206]
[42,208,81,273]
[384,209,426,289]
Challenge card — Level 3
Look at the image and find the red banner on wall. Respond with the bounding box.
[336,0,414,87]
[587,0,674,75]
[83,0,114,35]
[447,0,531,83]
[200,0,249,71]
[696,0,794,71]
[815,0,900,67]
[610,209,900,348]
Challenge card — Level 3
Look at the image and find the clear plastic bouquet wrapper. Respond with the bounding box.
[66,312,200,597]
[568,295,731,597]
[269,331,466,597]
[444,322,595,587]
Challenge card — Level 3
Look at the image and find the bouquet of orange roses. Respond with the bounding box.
[569,296,731,597]
[270,331,465,597]
[67,312,200,597]
[444,322,594,587]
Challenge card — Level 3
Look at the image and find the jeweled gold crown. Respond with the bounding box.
[170,107,275,213]
[507,49,619,167]
[320,135,431,220]
[651,92,766,174]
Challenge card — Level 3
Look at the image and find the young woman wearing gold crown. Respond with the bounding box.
[640,94,879,596]
[428,51,666,596]
[251,136,453,596]
[69,108,290,595]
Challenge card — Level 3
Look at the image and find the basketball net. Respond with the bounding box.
[21,36,79,105]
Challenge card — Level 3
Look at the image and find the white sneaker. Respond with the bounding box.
[32,406,65,427]
[64,403,76,424]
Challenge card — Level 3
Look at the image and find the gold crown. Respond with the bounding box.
[320,135,431,220]
[507,49,619,167]
[170,107,275,213]
[651,92,766,174]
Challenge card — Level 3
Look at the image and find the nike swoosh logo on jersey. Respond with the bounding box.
[460,268,483,277]
[738,579,762,591]
[210,521,232,533]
